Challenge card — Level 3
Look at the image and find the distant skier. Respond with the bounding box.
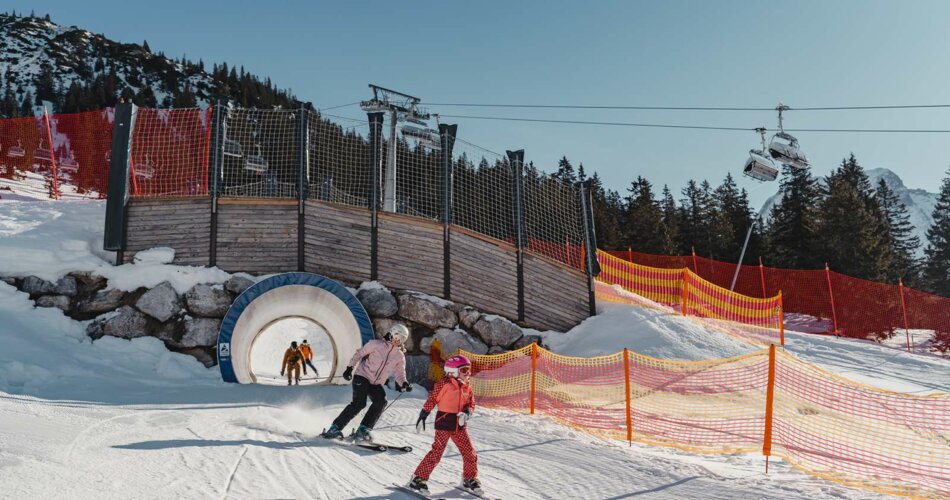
[321,324,412,442]
[280,341,303,386]
[299,339,318,377]
[407,355,481,497]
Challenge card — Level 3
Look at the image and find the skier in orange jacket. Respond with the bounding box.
[407,355,481,496]
[280,341,303,385]
[299,339,318,377]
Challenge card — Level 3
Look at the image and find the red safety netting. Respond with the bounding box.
[130,108,211,197]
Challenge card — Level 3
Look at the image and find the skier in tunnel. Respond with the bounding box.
[321,324,412,442]
[299,339,318,378]
[280,341,303,386]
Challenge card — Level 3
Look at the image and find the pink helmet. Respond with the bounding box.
[444,355,472,377]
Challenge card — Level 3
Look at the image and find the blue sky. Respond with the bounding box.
[15,0,950,209]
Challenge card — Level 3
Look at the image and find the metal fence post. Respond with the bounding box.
[440,123,458,299]
[208,98,226,268]
[103,102,137,265]
[296,102,311,272]
[367,112,385,281]
[507,149,526,323]
[579,180,599,317]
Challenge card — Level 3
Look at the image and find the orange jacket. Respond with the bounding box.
[282,348,303,371]
[299,344,313,360]
[423,376,475,430]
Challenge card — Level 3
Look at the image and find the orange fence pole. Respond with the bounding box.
[680,269,690,315]
[580,241,586,271]
[758,256,767,298]
[899,279,911,353]
[763,344,776,473]
[529,343,538,415]
[623,348,632,446]
[43,107,60,200]
[778,292,785,346]
[824,263,839,335]
[691,247,698,273]
[627,246,633,263]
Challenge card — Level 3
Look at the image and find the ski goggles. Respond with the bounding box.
[459,366,472,375]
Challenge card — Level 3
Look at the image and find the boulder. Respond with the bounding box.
[53,276,78,297]
[419,336,435,355]
[100,306,149,339]
[458,307,481,330]
[184,284,231,318]
[433,328,488,356]
[404,354,430,385]
[135,281,182,322]
[472,315,523,348]
[1,276,17,287]
[224,275,255,296]
[397,294,457,330]
[36,295,70,311]
[21,276,56,296]
[77,288,127,316]
[181,317,221,348]
[151,320,182,345]
[357,287,398,318]
[512,334,543,350]
[179,347,216,368]
[68,271,107,296]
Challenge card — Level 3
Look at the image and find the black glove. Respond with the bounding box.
[280,370,284,376]
[343,366,353,381]
[397,381,412,393]
[415,410,430,432]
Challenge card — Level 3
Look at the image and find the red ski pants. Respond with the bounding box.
[413,428,478,481]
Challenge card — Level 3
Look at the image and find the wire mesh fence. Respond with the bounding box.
[218,106,299,198]
[130,108,210,197]
[452,139,512,240]
[524,163,585,267]
[307,112,371,207]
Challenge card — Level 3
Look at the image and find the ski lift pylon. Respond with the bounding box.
[743,127,779,182]
[767,104,809,168]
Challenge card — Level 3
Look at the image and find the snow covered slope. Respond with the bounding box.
[1,196,942,499]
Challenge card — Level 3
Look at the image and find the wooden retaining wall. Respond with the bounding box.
[124,197,210,265]
[122,197,590,332]
[215,199,297,275]
[303,200,372,284]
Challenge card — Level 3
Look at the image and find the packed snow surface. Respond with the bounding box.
[1,193,944,499]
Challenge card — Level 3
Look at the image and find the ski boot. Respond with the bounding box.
[351,424,373,442]
[461,478,483,495]
[320,424,343,439]
[408,476,429,496]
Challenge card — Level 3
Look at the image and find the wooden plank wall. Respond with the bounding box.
[303,200,371,284]
[216,199,297,274]
[124,197,211,266]
[450,228,518,320]
[377,212,443,297]
[523,252,590,331]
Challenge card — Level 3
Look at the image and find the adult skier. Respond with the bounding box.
[280,341,303,386]
[321,324,412,441]
[299,339,318,377]
[407,355,481,497]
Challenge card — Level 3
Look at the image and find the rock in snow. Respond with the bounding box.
[434,328,489,356]
[181,317,221,348]
[357,287,398,318]
[21,276,56,296]
[473,315,523,347]
[35,295,70,311]
[100,306,149,339]
[135,281,181,322]
[224,275,254,296]
[398,293,458,330]
[77,288,127,316]
[184,284,231,318]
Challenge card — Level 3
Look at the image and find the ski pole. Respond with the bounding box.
[381,390,404,415]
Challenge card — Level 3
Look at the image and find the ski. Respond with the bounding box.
[362,441,412,452]
[352,442,389,452]
[390,483,446,499]
[455,485,500,500]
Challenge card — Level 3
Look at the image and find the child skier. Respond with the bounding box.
[321,324,412,442]
[408,355,481,496]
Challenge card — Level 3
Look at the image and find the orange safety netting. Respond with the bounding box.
[464,344,950,499]
[610,249,950,345]
[597,251,683,306]
[130,108,212,197]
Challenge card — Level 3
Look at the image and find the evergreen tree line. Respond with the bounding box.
[580,153,950,297]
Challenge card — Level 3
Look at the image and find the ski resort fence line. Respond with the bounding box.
[605,249,950,349]
[597,250,784,345]
[462,343,950,500]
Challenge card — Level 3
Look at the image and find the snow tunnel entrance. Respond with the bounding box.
[217,273,374,384]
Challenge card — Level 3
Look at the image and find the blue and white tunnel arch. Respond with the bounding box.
[217,272,374,384]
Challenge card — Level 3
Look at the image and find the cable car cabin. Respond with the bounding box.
[243,145,268,173]
[401,124,441,150]
[768,132,808,168]
[743,150,779,182]
[223,139,243,158]
[7,141,25,158]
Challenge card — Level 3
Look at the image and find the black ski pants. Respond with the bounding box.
[332,375,387,430]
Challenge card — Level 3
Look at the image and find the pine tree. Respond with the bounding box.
[554,156,576,184]
[623,176,668,253]
[921,168,950,297]
[660,185,681,254]
[710,173,756,262]
[679,180,708,256]
[766,164,823,269]
[816,155,891,280]
[20,91,34,116]
[875,178,920,281]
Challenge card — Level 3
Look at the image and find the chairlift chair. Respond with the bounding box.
[401,124,442,151]
[7,140,25,159]
[767,104,808,168]
[34,138,53,162]
[59,155,80,174]
[244,145,268,173]
[223,139,243,158]
[742,128,779,182]
[133,154,156,180]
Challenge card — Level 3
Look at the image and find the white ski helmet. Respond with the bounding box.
[386,323,410,345]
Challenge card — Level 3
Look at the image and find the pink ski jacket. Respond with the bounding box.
[349,339,408,386]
